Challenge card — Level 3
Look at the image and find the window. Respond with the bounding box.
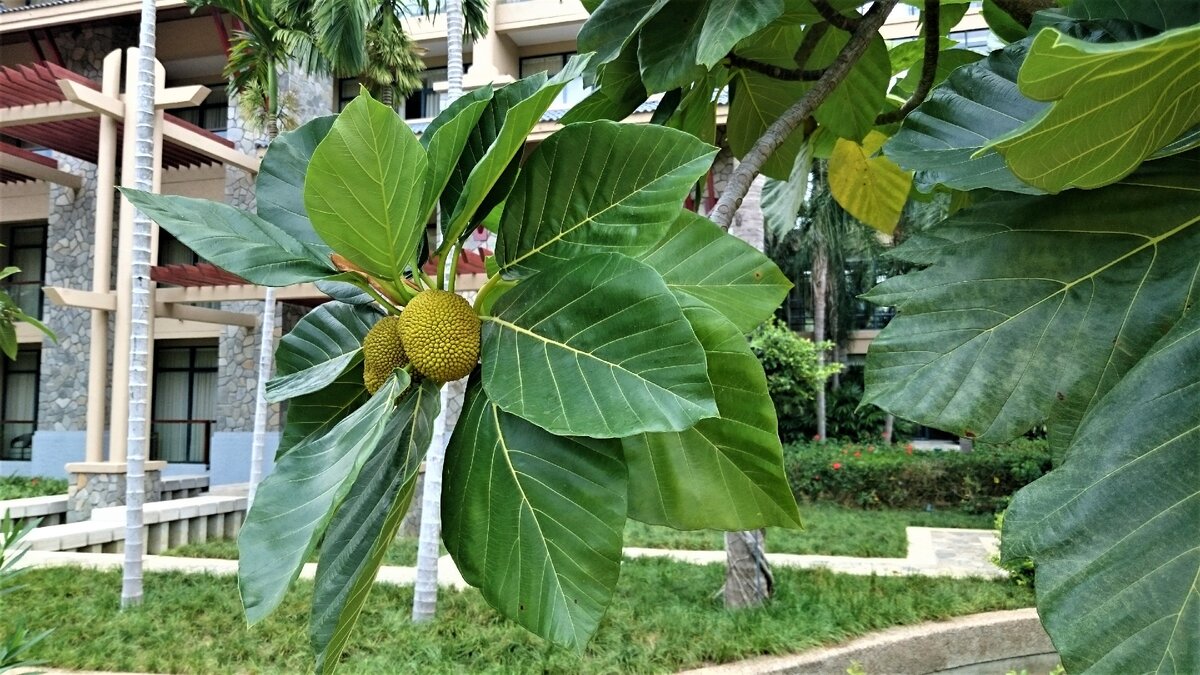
[2,224,46,320]
[173,85,229,133]
[151,344,217,464]
[519,53,593,109]
[0,348,39,461]
[159,230,202,266]
[949,28,991,53]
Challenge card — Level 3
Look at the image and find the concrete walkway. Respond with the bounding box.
[17,526,1003,581]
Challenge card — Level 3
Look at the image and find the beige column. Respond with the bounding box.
[110,48,164,463]
[463,1,517,89]
[84,49,123,463]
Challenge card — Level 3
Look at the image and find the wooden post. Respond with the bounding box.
[84,49,122,463]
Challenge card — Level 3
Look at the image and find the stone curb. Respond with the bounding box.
[678,608,1055,675]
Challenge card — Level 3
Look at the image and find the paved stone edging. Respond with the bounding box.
[678,608,1054,675]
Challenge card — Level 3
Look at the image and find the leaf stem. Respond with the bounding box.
[448,243,462,293]
[472,272,515,315]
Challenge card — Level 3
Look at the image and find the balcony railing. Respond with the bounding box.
[150,419,213,466]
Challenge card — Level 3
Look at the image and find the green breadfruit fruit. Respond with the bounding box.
[362,315,408,394]
[398,289,481,384]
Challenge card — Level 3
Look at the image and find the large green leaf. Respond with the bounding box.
[862,153,1200,447]
[727,70,809,180]
[239,372,408,624]
[1003,307,1200,673]
[255,115,336,252]
[119,190,336,285]
[577,0,670,65]
[695,0,784,68]
[636,0,708,92]
[419,85,494,223]
[623,301,801,530]
[266,302,380,403]
[440,59,592,248]
[882,39,1048,194]
[806,29,890,142]
[639,211,792,333]
[443,375,626,649]
[305,92,429,281]
[481,252,717,438]
[989,25,1200,192]
[495,122,716,275]
[276,369,369,459]
[311,379,440,674]
[559,42,647,125]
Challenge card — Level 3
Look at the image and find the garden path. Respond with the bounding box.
[16,527,1003,581]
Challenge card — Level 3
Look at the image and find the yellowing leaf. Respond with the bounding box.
[828,131,912,234]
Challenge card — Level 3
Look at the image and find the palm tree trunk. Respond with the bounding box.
[412,0,464,625]
[883,413,895,444]
[247,66,281,508]
[122,0,158,609]
[380,85,395,109]
[813,247,829,442]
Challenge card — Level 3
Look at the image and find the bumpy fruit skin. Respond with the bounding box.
[362,315,408,394]
[398,289,481,383]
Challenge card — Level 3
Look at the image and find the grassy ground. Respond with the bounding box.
[625,504,993,558]
[0,475,69,500]
[2,560,1032,674]
[162,504,994,563]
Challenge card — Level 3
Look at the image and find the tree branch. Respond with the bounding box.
[710,0,900,230]
[727,54,824,81]
[793,22,830,70]
[875,0,939,125]
[811,0,862,32]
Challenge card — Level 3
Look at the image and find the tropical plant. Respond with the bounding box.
[575,5,1200,666]
[120,58,798,670]
[0,249,54,360]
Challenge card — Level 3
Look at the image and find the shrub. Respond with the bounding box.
[784,438,1052,514]
[0,476,69,500]
[748,319,840,443]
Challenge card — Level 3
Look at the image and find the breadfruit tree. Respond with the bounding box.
[120,62,798,671]
[570,0,1200,672]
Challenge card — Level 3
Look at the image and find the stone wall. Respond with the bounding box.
[34,26,135,469]
[67,467,163,523]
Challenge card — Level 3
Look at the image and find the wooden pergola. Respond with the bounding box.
[0,48,489,469]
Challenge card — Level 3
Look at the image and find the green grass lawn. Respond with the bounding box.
[3,560,1032,674]
[0,475,68,500]
[627,504,993,558]
[162,504,994,564]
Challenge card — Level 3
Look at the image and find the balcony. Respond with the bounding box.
[496,0,588,45]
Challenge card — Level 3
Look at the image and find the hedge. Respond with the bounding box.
[784,439,1052,514]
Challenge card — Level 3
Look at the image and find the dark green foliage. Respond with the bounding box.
[747,318,838,444]
[784,439,1052,514]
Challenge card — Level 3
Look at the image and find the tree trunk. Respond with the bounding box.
[412,0,464,624]
[380,85,395,109]
[122,0,158,609]
[883,413,895,444]
[247,288,276,508]
[723,530,774,608]
[812,247,829,442]
[247,71,282,508]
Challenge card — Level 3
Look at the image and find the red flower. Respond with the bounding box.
[30,478,39,485]
[905,447,913,455]
[813,434,822,441]
[853,451,862,458]
[905,442,914,451]
[832,462,842,470]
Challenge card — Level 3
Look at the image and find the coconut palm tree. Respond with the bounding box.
[122,0,160,608]
[411,0,465,625]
